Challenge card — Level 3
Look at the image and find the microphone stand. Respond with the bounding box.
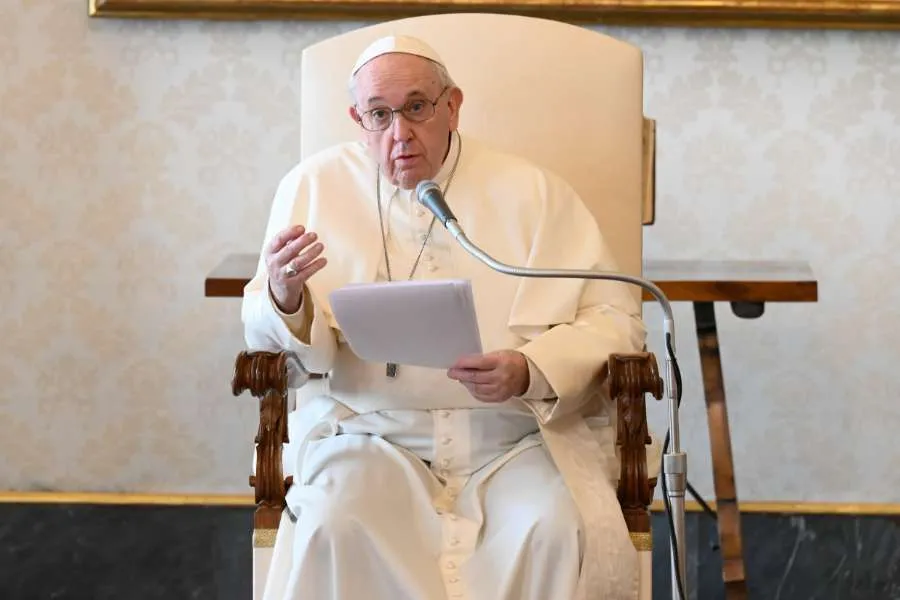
[440,216,688,600]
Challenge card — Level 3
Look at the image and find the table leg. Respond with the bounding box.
[692,301,748,599]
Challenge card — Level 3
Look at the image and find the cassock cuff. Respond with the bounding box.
[520,397,557,425]
[515,355,558,423]
[267,284,314,345]
[520,355,556,400]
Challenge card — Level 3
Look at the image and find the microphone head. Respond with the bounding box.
[415,178,457,226]
[415,179,439,204]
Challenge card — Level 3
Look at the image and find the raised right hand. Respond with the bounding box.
[265,224,326,314]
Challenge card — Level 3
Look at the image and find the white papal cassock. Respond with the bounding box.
[242,130,648,600]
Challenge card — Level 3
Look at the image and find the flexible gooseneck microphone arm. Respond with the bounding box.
[415,180,688,600]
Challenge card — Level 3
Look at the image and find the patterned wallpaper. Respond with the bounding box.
[2,0,898,503]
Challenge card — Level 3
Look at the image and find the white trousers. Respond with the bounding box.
[262,408,584,600]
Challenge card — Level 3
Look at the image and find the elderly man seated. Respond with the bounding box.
[241,34,647,600]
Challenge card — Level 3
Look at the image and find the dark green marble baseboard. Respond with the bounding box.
[1,503,898,599]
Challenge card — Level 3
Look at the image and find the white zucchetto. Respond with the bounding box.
[350,34,446,78]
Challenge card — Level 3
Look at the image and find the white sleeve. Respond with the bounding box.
[240,166,337,375]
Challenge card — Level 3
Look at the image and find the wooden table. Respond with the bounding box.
[205,254,818,599]
[645,259,817,599]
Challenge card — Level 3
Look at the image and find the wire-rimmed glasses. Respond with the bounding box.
[356,86,450,132]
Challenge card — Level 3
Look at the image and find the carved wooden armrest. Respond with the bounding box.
[609,351,664,541]
[232,350,297,536]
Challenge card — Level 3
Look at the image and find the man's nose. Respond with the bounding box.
[391,112,413,140]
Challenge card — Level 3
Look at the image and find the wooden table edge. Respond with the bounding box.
[204,254,819,304]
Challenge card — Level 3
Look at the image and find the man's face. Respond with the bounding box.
[349,53,463,190]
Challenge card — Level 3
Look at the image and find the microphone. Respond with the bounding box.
[415,180,457,227]
[415,179,689,600]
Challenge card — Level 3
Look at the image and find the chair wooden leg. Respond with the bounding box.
[609,352,662,600]
[232,350,297,600]
[693,301,748,599]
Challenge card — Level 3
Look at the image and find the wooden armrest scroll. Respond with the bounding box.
[232,350,296,531]
[609,351,663,535]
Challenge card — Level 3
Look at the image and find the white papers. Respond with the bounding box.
[328,279,483,370]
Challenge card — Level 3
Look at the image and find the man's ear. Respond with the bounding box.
[348,105,360,123]
[447,87,464,129]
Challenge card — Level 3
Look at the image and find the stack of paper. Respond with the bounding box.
[328,279,483,369]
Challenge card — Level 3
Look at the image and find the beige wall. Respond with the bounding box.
[2,1,896,502]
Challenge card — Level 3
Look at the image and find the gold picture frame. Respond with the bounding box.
[88,0,900,29]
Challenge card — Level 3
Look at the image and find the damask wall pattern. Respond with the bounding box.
[1,0,898,502]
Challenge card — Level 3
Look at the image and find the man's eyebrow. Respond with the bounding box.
[364,90,431,106]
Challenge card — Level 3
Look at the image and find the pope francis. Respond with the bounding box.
[241,34,648,600]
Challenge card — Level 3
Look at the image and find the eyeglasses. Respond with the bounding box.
[356,86,450,132]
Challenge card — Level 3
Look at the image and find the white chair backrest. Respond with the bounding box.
[300,13,644,280]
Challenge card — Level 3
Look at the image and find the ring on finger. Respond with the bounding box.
[283,263,298,277]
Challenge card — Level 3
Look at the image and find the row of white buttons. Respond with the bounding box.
[385,189,440,276]
[416,230,439,272]
[441,507,467,599]
[434,410,455,481]
[434,409,468,598]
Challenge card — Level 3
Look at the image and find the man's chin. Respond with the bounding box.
[394,170,430,191]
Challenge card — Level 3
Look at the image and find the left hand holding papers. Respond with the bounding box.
[447,350,529,403]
